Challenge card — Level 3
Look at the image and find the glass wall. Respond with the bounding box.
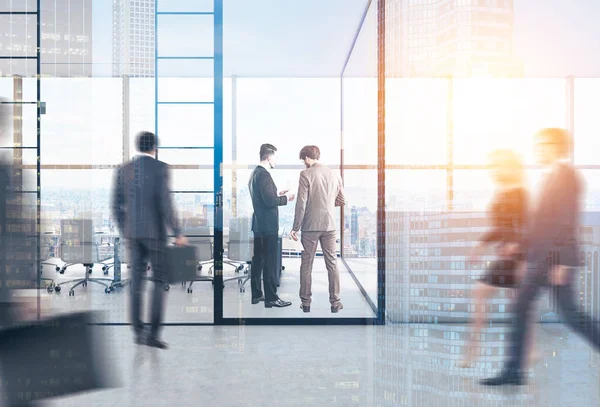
[341,0,378,309]
[379,76,600,323]
[222,77,368,318]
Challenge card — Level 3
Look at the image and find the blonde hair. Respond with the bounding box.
[535,127,572,159]
[488,149,524,187]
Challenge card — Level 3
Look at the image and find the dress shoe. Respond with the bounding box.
[331,303,344,313]
[251,296,265,305]
[144,336,169,350]
[480,372,525,386]
[134,328,147,345]
[265,299,292,308]
[301,305,310,313]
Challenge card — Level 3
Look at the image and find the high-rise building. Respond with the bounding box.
[385,0,522,78]
[112,0,154,78]
[386,209,600,324]
[351,206,359,246]
[0,0,93,77]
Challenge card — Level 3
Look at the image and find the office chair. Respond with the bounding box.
[39,232,59,292]
[183,226,215,294]
[53,219,113,296]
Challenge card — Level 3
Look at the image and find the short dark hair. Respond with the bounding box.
[536,128,571,158]
[136,131,157,153]
[259,143,277,161]
[299,145,320,161]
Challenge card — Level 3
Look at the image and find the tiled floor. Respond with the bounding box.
[34,323,600,407]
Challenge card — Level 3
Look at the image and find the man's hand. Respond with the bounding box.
[279,189,289,196]
[290,230,299,241]
[286,192,295,202]
[175,235,189,246]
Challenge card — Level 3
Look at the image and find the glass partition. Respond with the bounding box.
[341,0,378,316]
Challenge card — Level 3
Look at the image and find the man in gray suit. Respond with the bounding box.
[111,131,187,349]
[291,145,345,313]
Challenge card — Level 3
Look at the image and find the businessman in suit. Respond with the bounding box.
[482,128,600,386]
[249,144,294,308]
[111,131,187,349]
[290,145,345,313]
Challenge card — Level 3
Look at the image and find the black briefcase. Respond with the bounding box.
[0,311,118,406]
[166,245,198,284]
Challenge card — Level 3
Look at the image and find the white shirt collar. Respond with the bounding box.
[138,152,155,158]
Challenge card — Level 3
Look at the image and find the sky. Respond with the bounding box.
[91,0,600,78]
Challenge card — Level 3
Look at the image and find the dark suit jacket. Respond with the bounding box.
[111,155,181,242]
[527,162,581,267]
[248,166,287,236]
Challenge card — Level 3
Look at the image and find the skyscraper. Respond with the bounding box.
[112,0,154,77]
[0,0,93,77]
[386,0,522,78]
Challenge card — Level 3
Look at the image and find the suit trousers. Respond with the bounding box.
[128,238,167,338]
[250,234,279,303]
[506,263,600,373]
[299,230,340,307]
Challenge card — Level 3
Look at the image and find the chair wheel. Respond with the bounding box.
[82,281,87,287]
[240,287,245,293]
[187,288,192,293]
[54,286,61,293]
[243,269,248,275]
[198,265,203,271]
[47,286,53,293]
[164,284,170,291]
[237,265,244,271]
[102,266,107,271]
[69,290,74,296]
[55,266,60,272]
[105,288,111,294]
[282,266,285,271]
[59,268,66,274]
[238,279,242,285]
[147,266,151,271]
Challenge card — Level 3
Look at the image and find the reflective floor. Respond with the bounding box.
[34,323,600,407]
[39,257,375,321]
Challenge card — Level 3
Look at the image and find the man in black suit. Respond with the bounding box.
[248,144,294,308]
[111,131,187,349]
[482,128,600,386]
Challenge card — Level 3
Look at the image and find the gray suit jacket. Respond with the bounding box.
[111,155,181,242]
[292,163,345,232]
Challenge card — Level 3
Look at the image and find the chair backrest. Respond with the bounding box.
[60,219,96,263]
[184,226,212,261]
[229,217,252,241]
[227,240,254,262]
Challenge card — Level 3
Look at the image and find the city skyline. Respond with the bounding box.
[0,0,93,77]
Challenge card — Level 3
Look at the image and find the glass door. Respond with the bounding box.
[154,0,223,324]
